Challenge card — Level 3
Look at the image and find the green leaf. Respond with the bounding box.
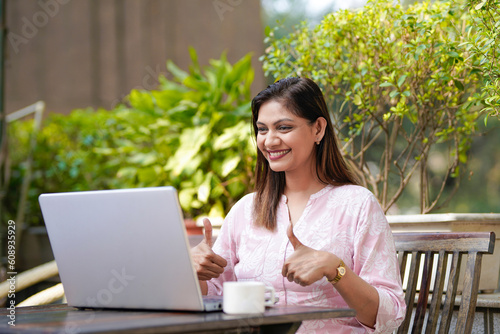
[137,166,162,185]
[221,155,241,177]
[117,167,137,179]
[166,124,210,175]
[475,0,487,10]
[380,82,394,87]
[389,90,400,98]
[93,147,114,155]
[459,152,467,164]
[183,76,210,91]
[208,200,225,218]
[397,74,407,88]
[415,44,427,58]
[152,89,187,111]
[453,79,464,91]
[227,181,246,198]
[198,176,211,203]
[188,47,202,76]
[128,90,155,113]
[179,188,196,210]
[353,95,362,106]
[166,60,188,82]
[128,153,157,166]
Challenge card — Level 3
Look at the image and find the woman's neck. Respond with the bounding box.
[284,171,325,198]
[283,171,326,226]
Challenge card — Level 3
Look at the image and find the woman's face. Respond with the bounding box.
[256,100,323,175]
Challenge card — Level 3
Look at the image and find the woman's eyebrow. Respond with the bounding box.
[256,118,295,126]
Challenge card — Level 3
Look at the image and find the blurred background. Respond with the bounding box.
[6,0,368,114]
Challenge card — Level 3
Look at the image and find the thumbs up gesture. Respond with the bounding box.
[282,223,338,286]
[191,218,228,281]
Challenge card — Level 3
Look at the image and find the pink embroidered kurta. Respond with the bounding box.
[207,185,406,333]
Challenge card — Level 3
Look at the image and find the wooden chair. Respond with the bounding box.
[393,232,495,334]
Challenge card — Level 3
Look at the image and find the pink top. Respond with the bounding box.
[207,185,406,333]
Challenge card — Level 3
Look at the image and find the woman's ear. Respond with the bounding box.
[315,117,327,142]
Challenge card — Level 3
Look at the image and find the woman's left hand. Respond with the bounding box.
[282,223,339,286]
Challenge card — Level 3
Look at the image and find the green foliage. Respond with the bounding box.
[459,0,500,120]
[262,0,484,213]
[9,49,256,225]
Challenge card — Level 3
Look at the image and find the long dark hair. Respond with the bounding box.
[251,77,358,231]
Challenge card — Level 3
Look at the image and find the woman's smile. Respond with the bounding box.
[267,149,291,160]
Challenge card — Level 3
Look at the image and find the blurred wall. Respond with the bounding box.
[5,0,265,115]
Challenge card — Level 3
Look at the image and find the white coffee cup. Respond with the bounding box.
[223,281,276,314]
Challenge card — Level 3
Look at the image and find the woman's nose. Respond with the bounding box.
[265,130,280,147]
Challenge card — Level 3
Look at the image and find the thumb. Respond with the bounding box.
[203,218,213,248]
[287,223,303,250]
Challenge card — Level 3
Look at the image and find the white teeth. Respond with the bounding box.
[269,150,290,157]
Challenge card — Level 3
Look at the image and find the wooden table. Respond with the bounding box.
[0,303,356,333]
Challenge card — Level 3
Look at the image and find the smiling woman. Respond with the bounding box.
[192,77,406,334]
[251,78,358,230]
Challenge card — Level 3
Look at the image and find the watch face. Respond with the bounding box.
[338,267,346,276]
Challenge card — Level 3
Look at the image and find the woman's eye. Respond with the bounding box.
[278,126,292,131]
[257,127,268,133]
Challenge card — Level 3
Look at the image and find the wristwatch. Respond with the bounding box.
[328,259,346,285]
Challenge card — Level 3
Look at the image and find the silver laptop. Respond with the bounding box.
[39,186,222,312]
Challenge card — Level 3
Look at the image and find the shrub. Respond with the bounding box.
[9,49,256,226]
[262,0,484,213]
[460,0,500,119]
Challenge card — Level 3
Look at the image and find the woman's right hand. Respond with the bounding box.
[191,218,227,281]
